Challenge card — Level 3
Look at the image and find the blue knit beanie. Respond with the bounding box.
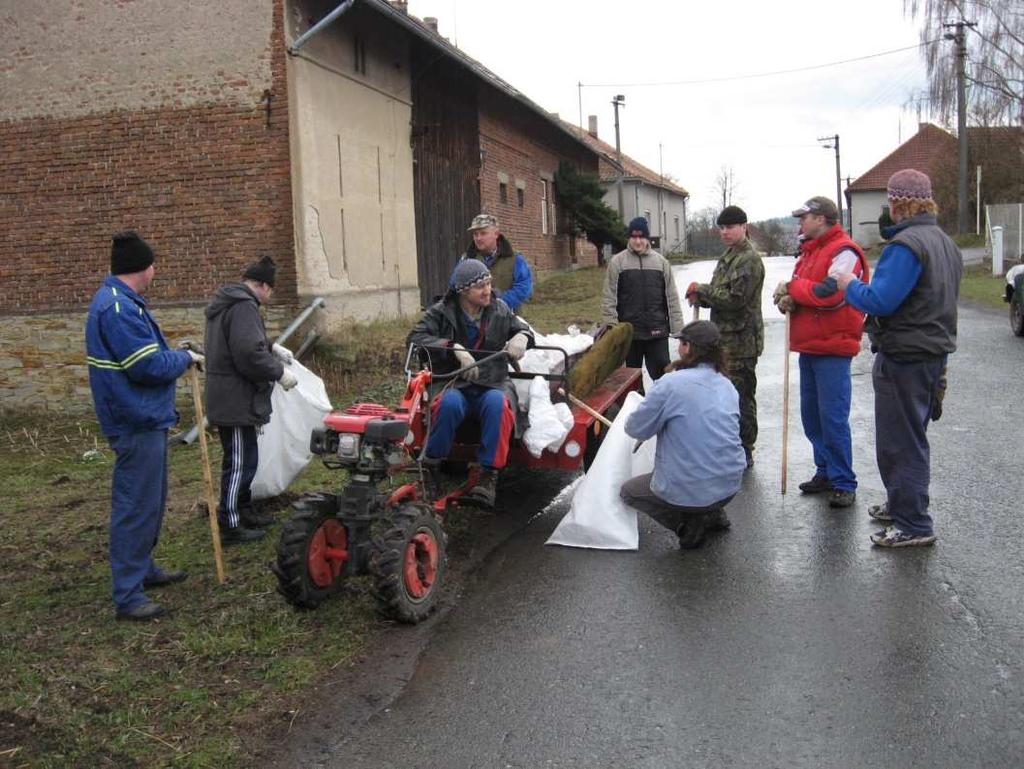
[627,217,650,239]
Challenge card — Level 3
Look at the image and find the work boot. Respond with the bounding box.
[828,489,856,508]
[798,474,832,494]
[143,568,188,589]
[240,506,275,528]
[421,458,445,501]
[676,518,707,550]
[220,525,265,546]
[705,508,732,533]
[116,600,168,622]
[465,467,499,509]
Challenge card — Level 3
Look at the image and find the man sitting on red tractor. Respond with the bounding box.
[408,259,534,507]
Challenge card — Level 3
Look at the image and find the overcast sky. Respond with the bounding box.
[407,0,939,222]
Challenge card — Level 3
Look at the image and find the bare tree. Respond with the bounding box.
[905,0,1023,124]
[714,165,738,209]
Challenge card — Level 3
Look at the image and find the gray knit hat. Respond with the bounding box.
[450,259,491,292]
[887,168,933,201]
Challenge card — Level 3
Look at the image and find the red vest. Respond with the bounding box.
[787,225,870,356]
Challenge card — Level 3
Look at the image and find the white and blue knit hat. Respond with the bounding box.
[450,259,491,292]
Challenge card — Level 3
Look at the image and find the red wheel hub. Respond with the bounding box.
[307,519,348,588]
[403,530,439,599]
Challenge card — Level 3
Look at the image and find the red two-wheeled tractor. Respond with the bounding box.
[271,344,640,624]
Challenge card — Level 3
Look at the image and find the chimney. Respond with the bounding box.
[424,16,439,33]
[389,0,408,13]
[588,115,598,139]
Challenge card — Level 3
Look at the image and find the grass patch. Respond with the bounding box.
[0,265,614,767]
[960,263,1008,309]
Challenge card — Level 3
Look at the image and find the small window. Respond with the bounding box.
[353,35,367,74]
[643,210,652,226]
[517,187,524,208]
[674,216,680,240]
[499,182,508,204]
[541,179,550,234]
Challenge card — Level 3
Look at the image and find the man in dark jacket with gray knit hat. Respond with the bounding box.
[408,259,533,507]
[204,256,298,544]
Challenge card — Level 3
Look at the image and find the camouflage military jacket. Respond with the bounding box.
[696,237,765,359]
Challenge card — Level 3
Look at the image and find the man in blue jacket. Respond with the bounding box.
[458,213,533,314]
[86,232,203,621]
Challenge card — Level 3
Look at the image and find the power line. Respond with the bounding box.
[582,40,939,88]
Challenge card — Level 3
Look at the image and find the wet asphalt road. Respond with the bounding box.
[269,265,1024,768]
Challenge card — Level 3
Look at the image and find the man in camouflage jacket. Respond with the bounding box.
[686,205,764,466]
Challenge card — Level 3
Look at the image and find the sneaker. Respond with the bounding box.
[867,502,892,521]
[220,525,266,546]
[828,489,856,508]
[143,568,188,588]
[116,600,168,621]
[798,475,832,494]
[870,526,937,548]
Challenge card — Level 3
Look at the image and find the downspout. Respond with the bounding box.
[289,0,357,55]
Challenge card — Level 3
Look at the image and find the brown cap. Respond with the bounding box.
[792,196,838,221]
[673,320,721,349]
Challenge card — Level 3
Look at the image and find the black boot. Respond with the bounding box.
[465,467,499,508]
[676,517,707,550]
[240,505,275,528]
[220,525,265,546]
[421,458,445,500]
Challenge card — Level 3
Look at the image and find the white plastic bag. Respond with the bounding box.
[512,324,594,410]
[522,376,572,458]
[251,359,333,500]
[545,391,655,550]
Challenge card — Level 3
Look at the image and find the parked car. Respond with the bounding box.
[1005,264,1024,336]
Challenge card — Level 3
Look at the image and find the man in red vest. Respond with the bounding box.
[773,197,869,508]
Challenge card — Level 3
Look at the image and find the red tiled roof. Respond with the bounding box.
[848,123,956,192]
[558,118,688,197]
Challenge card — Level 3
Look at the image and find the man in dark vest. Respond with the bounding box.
[836,169,963,548]
[773,196,869,509]
[458,213,533,314]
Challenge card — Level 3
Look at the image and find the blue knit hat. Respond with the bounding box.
[450,258,491,292]
[627,217,650,239]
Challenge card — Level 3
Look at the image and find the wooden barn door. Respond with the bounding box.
[411,55,480,307]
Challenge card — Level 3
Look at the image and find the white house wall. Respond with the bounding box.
[850,190,889,247]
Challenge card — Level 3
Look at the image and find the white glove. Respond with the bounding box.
[278,368,298,391]
[452,343,479,383]
[186,350,205,369]
[504,333,529,361]
[272,343,294,364]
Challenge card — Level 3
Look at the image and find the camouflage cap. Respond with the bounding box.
[468,213,499,231]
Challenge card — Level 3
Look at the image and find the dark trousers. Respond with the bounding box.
[620,473,735,534]
[108,429,169,612]
[626,337,671,382]
[726,355,758,456]
[873,352,945,536]
[218,425,259,529]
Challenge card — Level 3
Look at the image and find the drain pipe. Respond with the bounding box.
[289,0,357,55]
[275,296,326,347]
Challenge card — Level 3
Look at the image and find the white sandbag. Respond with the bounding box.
[546,390,655,550]
[251,359,333,500]
[512,324,594,410]
[546,402,575,452]
[522,376,571,458]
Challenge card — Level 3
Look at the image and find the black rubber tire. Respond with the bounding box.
[582,402,621,472]
[272,492,344,609]
[370,502,447,624]
[1011,297,1024,337]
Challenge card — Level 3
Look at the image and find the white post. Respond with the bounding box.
[975,165,981,235]
[992,226,1004,276]
[1018,203,1022,262]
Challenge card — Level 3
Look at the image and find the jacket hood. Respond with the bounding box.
[205,282,259,320]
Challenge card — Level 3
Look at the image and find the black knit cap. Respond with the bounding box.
[110,231,155,275]
[627,216,651,239]
[242,255,277,287]
[716,205,748,226]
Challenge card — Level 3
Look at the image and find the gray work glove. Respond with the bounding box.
[452,343,480,383]
[504,332,529,362]
[777,294,796,314]
[272,343,294,364]
[772,280,790,304]
[186,350,205,371]
[278,368,298,391]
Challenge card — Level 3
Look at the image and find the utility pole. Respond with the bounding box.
[612,94,626,221]
[818,134,844,231]
[944,19,976,234]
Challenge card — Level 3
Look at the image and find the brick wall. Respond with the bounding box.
[477,91,599,275]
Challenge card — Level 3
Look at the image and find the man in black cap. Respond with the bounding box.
[86,231,204,621]
[685,205,764,466]
[204,256,298,545]
[601,216,685,382]
[408,259,533,507]
[621,320,747,549]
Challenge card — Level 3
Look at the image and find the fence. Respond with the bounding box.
[986,203,1024,264]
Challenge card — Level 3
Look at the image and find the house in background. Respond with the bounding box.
[0,0,599,408]
[568,116,689,254]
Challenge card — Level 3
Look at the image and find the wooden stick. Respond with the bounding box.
[189,366,226,584]
[557,388,613,428]
[781,312,791,495]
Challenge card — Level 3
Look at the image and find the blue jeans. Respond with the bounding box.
[425,385,515,469]
[873,352,946,536]
[799,353,856,492]
[108,429,169,612]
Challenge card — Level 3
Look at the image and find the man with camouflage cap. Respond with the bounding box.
[685,205,764,467]
[457,213,533,314]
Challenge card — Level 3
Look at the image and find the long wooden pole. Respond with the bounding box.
[189,366,226,584]
[781,312,791,494]
[558,388,613,428]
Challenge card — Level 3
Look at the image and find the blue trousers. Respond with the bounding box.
[799,353,856,492]
[108,429,169,612]
[425,385,515,469]
[218,425,259,529]
[873,352,945,536]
